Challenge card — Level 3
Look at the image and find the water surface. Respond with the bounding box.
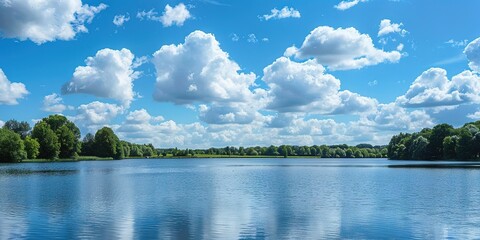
[1,158,480,239]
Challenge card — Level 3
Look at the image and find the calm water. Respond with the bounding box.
[1,158,480,239]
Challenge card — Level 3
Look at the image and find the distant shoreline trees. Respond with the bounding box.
[388,121,480,160]
[156,144,388,159]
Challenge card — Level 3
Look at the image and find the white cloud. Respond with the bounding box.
[0,1,106,44]
[286,26,402,70]
[113,14,130,27]
[334,0,367,10]
[125,109,164,124]
[160,3,191,27]
[0,120,4,128]
[42,93,72,113]
[70,101,123,133]
[378,19,407,37]
[262,38,269,42]
[263,57,377,114]
[62,48,140,107]
[465,37,480,72]
[397,43,404,51]
[247,34,257,43]
[199,103,258,125]
[0,68,28,105]
[261,6,301,20]
[468,111,480,120]
[396,68,480,108]
[152,30,256,105]
[117,109,201,146]
[361,103,435,131]
[137,3,191,27]
[446,39,469,47]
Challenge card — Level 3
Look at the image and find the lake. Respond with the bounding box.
[1,158,480,239]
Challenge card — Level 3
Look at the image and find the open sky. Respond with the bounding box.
[1,0,480,148]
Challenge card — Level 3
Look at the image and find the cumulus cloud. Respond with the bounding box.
[468,111,480,120]
[117,109,202,146]
[0,1,106,44]
[334,0,367,10]
[152,30,256,105]
[62,48,140,107]
[286,26,402,70]
[261,6,301,20]
[0,120,4,128]
[199,103,258,125]
[361,103,435,131]
[0,68,28,105]
[137,3,191,27]
[70,101,123,133]
[125,109,164,124]
[263,57,377,114]
[378,19,407,37]
[42,93,72,113]
[396,68,480,108]
[465,37,480,72]
[113,14,130,27]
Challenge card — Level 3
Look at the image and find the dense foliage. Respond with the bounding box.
[388,121,480,160]
[158,144,388,158]
[0,128,27,162]
[0,114,156,162]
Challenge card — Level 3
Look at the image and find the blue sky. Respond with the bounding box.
[1,0,480,148]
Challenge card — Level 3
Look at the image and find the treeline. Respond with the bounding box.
[159,144,388,158]
[0,115,156,163]
[388,121,480,160]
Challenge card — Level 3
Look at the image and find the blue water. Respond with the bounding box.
[1,158,480,239]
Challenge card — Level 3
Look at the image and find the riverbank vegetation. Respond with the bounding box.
[388,121,480,160]
[0,114,388,163]
[0,115,156,163]
[158,144,387,158]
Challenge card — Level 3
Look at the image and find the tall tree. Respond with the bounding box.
[94,127,122,159]
[56,125,78,158]
[32,121,60,160]
[426,124,454,159]
[42,115,81,158]
[0,128,27,162]
[442,136,458,160]
[24,136,40,159]
[412,136,429,160]
[81,133,95,156]
[2,120,31,139]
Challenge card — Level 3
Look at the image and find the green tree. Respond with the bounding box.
[42,115,81,157]
[0,128,27,162]
[442,136,458,159]
[142,145,154,157]
[56,125,78,158]
[31,121,60,159]
[3,119,31,139]
[455,127,476,160]
[130,145,143,157]
[24,136,40,159]
[94,127,122,159]
[81,133,95,156]
[346,148,354,158]
[412,136,429,160]
[426,124,454,159]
